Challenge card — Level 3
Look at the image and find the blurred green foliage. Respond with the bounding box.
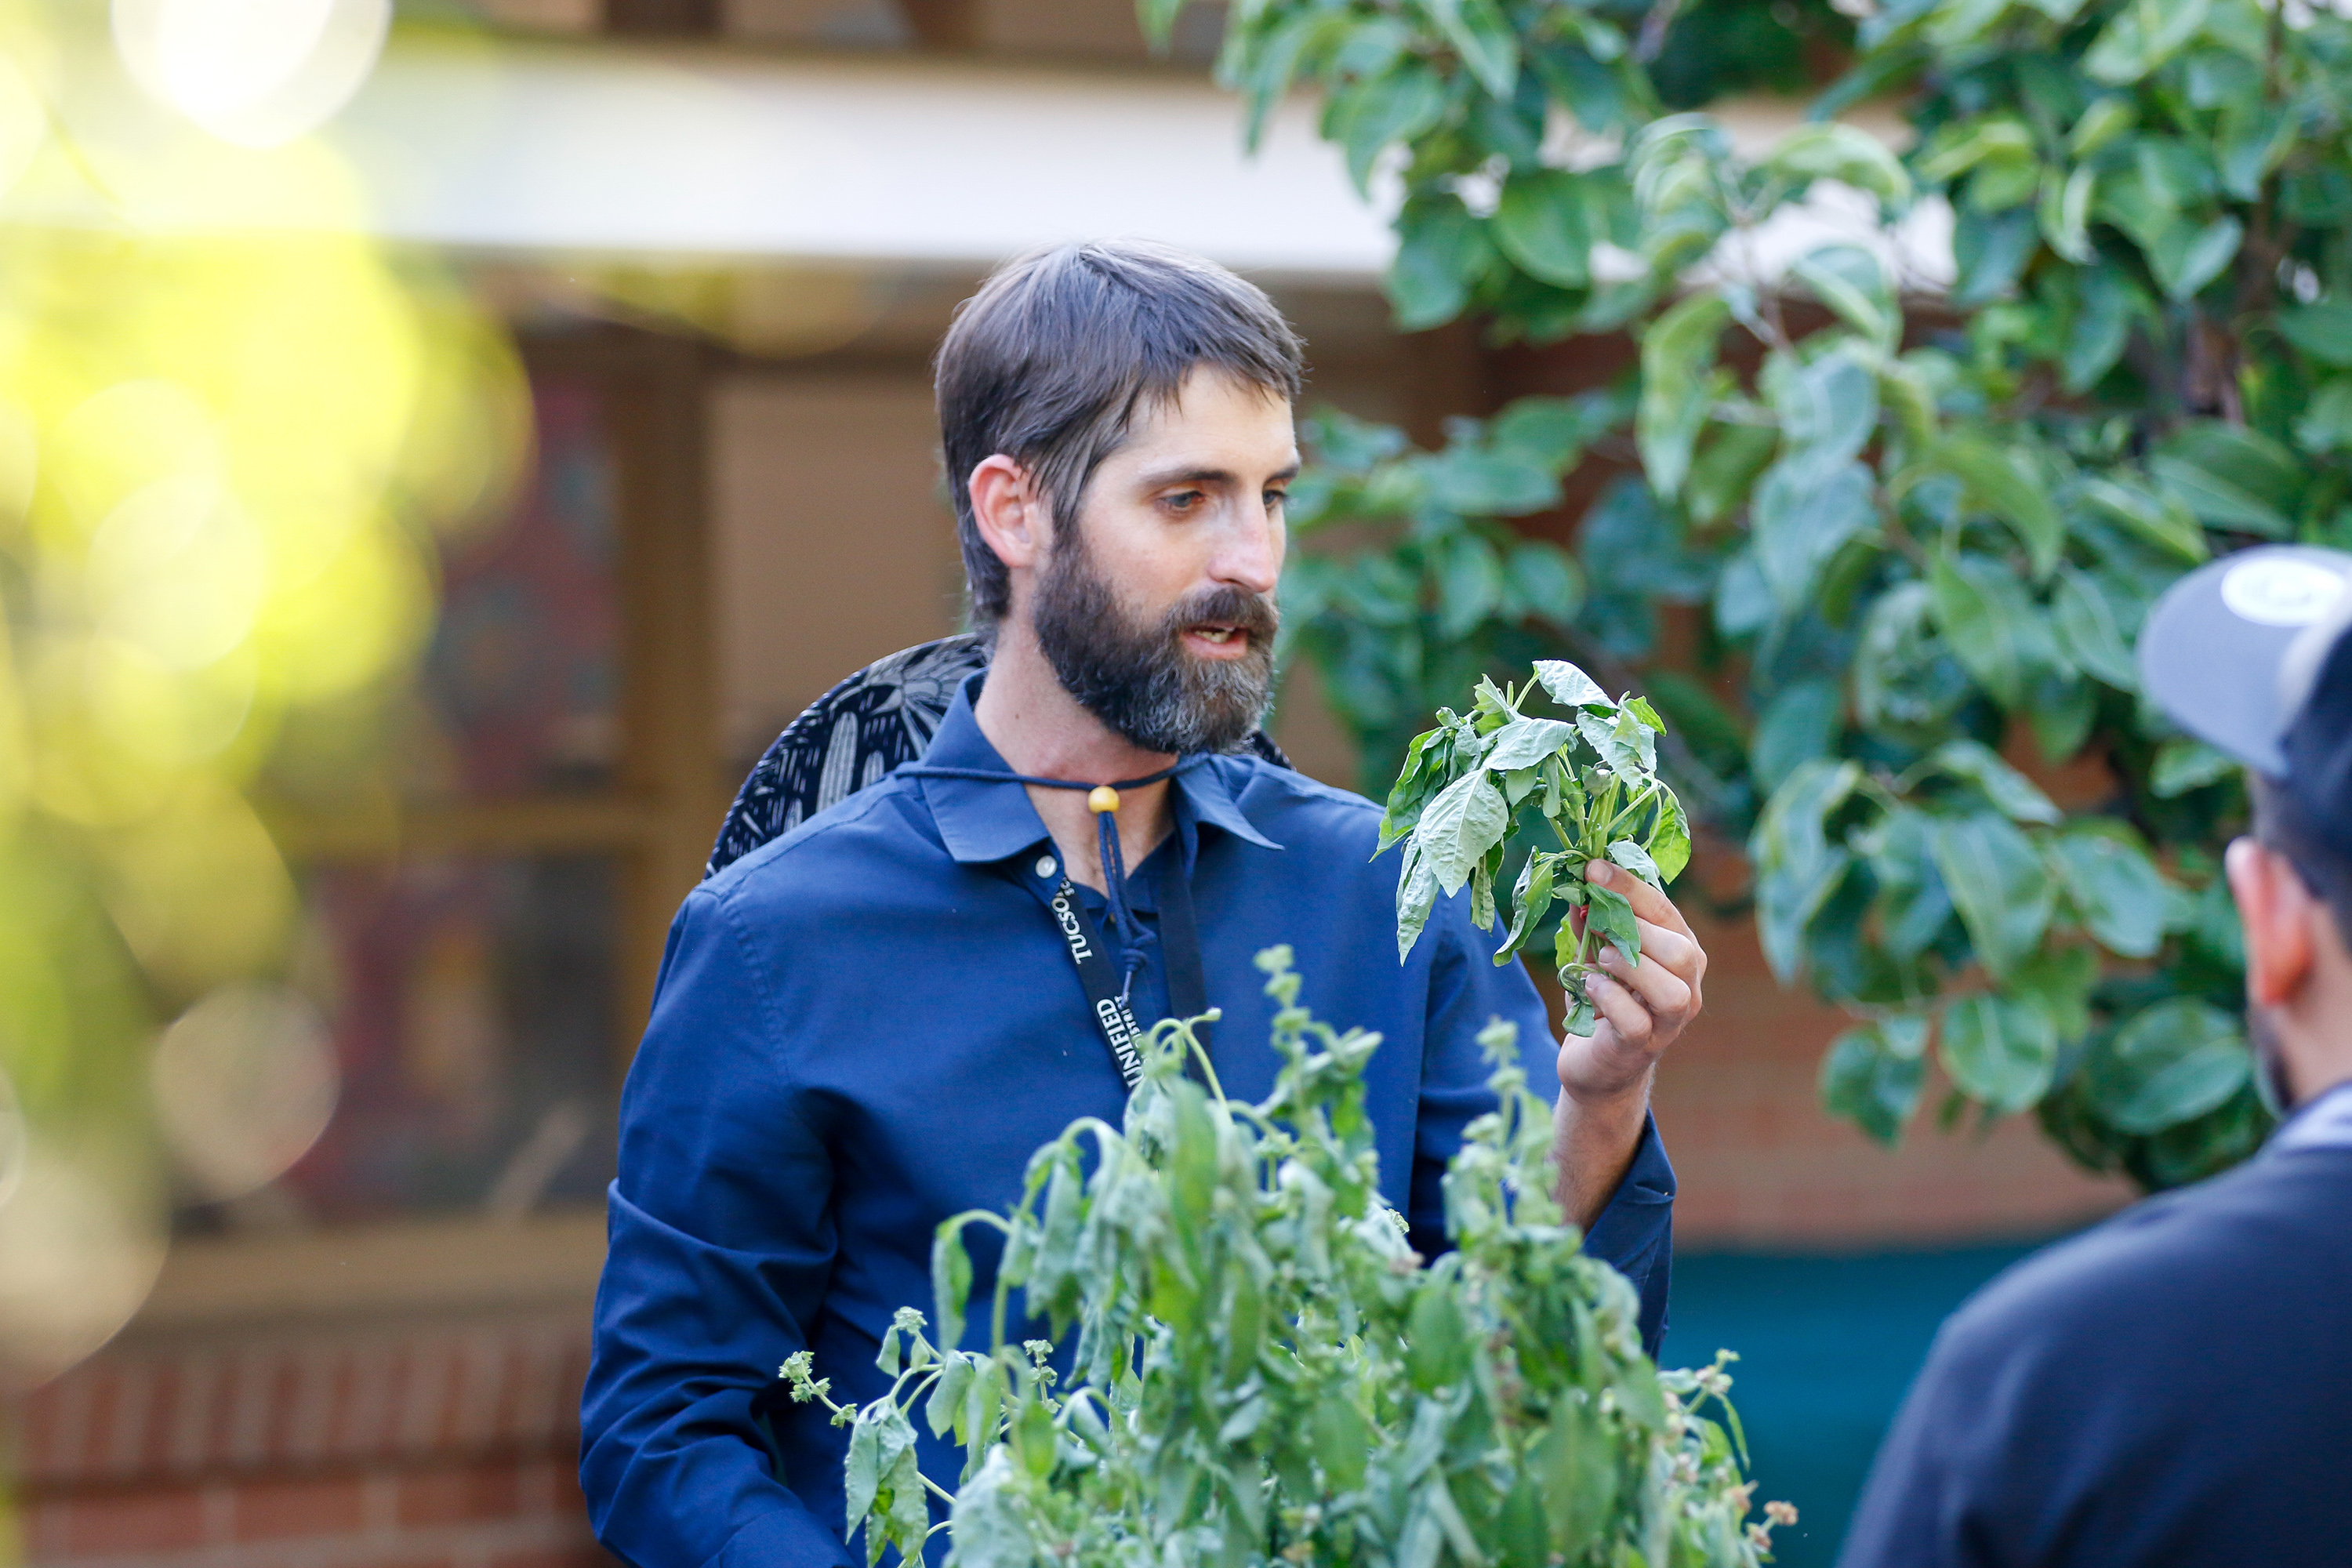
[1167,0,2352,1186]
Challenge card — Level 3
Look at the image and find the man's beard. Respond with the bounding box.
[1029,524,1279,756]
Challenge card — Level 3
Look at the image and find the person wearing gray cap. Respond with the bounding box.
[1836,544,2352,1568]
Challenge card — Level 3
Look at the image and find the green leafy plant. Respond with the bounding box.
[785,949,1785,1566]
[1163,0,2352,1187]
[1380,662,1691,1036]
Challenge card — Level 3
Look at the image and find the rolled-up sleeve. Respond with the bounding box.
[1410,889,1675,1358]
[580,888,855,1568]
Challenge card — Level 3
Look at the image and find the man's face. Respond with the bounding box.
[1029,368,1296,754]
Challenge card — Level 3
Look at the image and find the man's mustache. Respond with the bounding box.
[1163,586,1279,644]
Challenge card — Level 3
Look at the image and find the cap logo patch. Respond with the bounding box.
[2220,557,2346,626]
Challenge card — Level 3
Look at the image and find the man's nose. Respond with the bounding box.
[1211,499,1283,597]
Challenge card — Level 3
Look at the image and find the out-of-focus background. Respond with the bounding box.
[0,5,2137,1566]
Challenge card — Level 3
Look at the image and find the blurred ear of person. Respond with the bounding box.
[2227,811,2352,1107]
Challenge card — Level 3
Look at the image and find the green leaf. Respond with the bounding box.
[1753,460,1876,610]
[1918,115,2036,185]
[1752,677,1844,794]
[1504,539,1585,622]
[1534,659,1611,709]
[2049,819,2168,957]
[2063,266,2136,392]
[1935,436,2063,579]
[1396,840,1443,961]
[1951,206,2036,305]
[1865,808,1955,960]
[1435,532,1507,639]
[1534,1394,1616,1561]
[2088,998,2249,1133]
[2052,566,2143,691]
[1406,1279,1470,1390]
[1919,738,2060,823]
[1855,579,1975,742]
[927,1354,975,1440]
[2151,735,2235,797]
[1637,293,1730,500]
[1312,1393,1370,1489]
[1929,811,2056,979]
[1498,851,1557,960]
[1764,122,1913,207]
[1483,716,1577,771]
[1494,169,1599,289]
[2068,96,2135,158]
[1820,1017,1928,1145]
[1686,422,1780,528]
[1928,550,2052,710]
[1577,706,1657,780]
[1425,0,1519,96]
[2293,379,2352,455]
[1388,195,1494,332]
[2276,302,2352,368]
[1940,993,2058,1112]
[1791,245,1900,346]
[933,1223,974,1348]
[1329,62,1448,198]
[1650,786,1692,885]
[2005,944,2099,1041]
[1607,837,1662,891]
[1415,769,1512,895]
[1584,881,1642,966]
[2144,215,2242,302]
[1773,346,1881,482]
[2079,476,2208,563]
[1751,759,1863,982]
[2083,0,2212,85]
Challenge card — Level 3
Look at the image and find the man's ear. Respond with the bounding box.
[968,456,1048,575]
[2227,837,2318,1010]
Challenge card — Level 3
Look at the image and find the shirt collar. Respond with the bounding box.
[915,673,1282,866]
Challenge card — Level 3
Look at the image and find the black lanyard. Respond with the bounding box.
[1035,857,1209,1091]
[905,758,1214,1091]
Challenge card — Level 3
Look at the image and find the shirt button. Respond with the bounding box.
[1035,855,1058,879]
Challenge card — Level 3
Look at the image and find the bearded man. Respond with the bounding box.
[580,240,1708,1568]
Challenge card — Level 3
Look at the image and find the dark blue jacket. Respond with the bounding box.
[580,678,1675,1568]
[1839,1114,2352,1568]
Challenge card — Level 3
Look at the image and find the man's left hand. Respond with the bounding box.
[1557,858,1708,1105]
[1548,860,1707,1229]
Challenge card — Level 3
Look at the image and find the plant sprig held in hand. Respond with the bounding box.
[1381,661,1691,1036]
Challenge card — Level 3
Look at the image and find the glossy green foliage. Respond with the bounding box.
[1381,663,1690,1036]
[1172,0,2352,1186]
[786,951,1784,1567]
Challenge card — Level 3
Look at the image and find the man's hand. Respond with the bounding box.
[1552,859,1708,1229]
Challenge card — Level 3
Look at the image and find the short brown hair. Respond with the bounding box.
[935,240,1305,629]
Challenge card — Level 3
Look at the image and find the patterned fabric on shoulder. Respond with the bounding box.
[705,633,1294,879]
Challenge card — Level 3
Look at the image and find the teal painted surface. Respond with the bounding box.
[1661,1243,2055,1568]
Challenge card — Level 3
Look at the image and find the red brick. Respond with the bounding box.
[230,1472,369,1541]
[50,1485,212,1555]
[481,1547,613,1568]
[396,1459,526,1528]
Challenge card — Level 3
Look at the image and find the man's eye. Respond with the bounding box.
[1265,489,1289,509]
[1164,490,1204,511]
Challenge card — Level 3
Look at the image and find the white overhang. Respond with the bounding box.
[16,34,1943,287]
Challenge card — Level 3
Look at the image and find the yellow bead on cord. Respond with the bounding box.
[1088,786,1121,815]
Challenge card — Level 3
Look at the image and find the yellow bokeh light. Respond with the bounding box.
[0,3,531,1393]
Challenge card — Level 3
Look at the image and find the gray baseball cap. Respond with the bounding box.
[2138,544,2352,780]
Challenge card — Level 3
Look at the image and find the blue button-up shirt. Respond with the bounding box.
[581,677,1675,1568]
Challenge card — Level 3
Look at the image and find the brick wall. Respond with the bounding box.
[1651,860,2134,1250]
[10,1309,608,1568]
